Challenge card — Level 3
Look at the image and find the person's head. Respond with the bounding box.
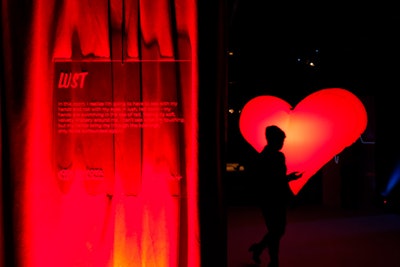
[265,125,286,150]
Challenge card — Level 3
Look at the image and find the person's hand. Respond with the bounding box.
[287,171,303,181]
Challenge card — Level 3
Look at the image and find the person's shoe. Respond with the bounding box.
[248,243,262,264]
[267,259,279,267]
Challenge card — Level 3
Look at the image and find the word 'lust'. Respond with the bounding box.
[58,72,89,89]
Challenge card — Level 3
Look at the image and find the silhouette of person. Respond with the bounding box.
[248,125,302,267]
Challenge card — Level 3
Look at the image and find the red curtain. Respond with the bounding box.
[1,0,205,266]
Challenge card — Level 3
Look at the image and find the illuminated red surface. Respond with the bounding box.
[239,88,368,195]
[18,1,199,267]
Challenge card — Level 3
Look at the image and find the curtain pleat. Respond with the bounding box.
[1,0,202,266]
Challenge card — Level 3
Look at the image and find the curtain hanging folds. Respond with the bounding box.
[1,0,203,266]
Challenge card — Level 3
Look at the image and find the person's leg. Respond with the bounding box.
[265,207,286,267]
[249,229,273,261]
[248,241,263,264]
[249,206,272,264]
[249,205,286,265]
[266,234,280,267]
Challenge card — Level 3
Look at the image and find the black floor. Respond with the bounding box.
[227,204,400,267]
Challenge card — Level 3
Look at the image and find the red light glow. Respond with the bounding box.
[239,88,368,195]
[16,1,200,267]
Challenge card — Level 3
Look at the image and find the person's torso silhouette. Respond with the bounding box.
[249,125,302,267]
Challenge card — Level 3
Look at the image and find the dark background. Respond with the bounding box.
[227,1,397,97]
[223,1,400,210]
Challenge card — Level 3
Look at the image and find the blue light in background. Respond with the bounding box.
[381,160,400,197]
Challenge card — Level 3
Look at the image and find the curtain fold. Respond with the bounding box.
[1,0,202,266]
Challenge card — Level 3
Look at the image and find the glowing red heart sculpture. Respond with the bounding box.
[239,88,368,195]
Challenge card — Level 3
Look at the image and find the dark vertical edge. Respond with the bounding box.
[107,0,116,198]
[198,0,228,266]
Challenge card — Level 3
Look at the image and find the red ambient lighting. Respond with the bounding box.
[239,88,368,195]
[15,1,200,267]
